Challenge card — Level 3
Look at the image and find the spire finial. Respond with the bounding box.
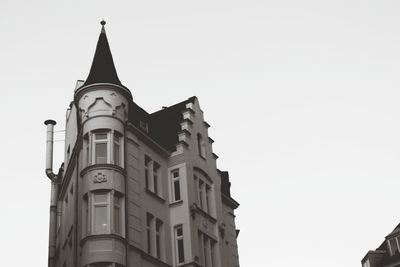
[100,19,106,33]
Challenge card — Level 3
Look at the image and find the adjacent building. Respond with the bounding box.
[362,223,400,267]
[44,21,240,267]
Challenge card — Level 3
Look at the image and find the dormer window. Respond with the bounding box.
[388,236,400,255]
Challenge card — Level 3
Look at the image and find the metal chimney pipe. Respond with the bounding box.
[44,120,56,180]
[44,119,58,267]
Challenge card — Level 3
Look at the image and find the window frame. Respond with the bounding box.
[88,190,124,236]
[144,155,162,198]
[171,169,181,202]
[174,225,185,264]
[89,130,124,167]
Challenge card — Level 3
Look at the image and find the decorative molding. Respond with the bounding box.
[93,172,107,183]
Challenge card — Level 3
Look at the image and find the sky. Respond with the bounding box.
[1,0,400,266]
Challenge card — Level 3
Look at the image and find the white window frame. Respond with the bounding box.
[198,231,217,267]
[89,190,124,236]
[174,225,185,264]
[93,132,109,164]
[171,169,181,202]
[196,177,214,215]
[146,213,154,254]
[91,191,110,234]
[113,132,122,167]
[90,130,124,167]
[144,155,162,197]
[155,218,163,260]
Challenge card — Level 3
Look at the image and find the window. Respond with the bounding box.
[196,177,213,215]
[146,213,153,254]
[198,231,216,267]
[94,133,108,164]
[156,219,163,259]
[113,132,121,166]
[89,191,123,236]
[145,155,151,189]
[175,225,185,264]
[153,162,160,195]
[93,192,109,233]
[146,213,164,259]
[82,194,89,236]
[89,131,123,167]
[389,236,400,255]
[197,133,206,158]
[113,194,121,234]
[363,259,371,267]
[84,134,90,167]
[144,155,162,197]
[198,179,204,209]
[171,169,181,202]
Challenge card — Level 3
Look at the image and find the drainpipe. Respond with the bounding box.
[44,119,58,267]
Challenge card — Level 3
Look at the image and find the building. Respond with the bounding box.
[361,223,400,267]
[43,21,240,267]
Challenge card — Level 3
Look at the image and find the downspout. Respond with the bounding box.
[44,119,58,267]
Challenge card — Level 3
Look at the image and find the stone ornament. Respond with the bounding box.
[93,172,107,183]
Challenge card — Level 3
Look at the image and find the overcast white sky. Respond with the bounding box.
[1,0,400,266]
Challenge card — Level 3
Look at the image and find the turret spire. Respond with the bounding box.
[82,20,122,87]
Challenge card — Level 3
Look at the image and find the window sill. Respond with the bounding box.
[145,188,166,203]
[80,163,126,177]
[80,233,126,246]
[169,199,183,207]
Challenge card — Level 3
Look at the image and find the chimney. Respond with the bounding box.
[44,119,57,180]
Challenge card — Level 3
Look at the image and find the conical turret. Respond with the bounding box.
[82,20,122,87]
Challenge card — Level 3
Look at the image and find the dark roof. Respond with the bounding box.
[128,97,196,152]
[368,223,400,266]
[220,171,231,197]
[82,22,123,87]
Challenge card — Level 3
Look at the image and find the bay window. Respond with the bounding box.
[84,190,124,236]
[94,133,108,164]
[88,130,123,167]
[93,191,109,233]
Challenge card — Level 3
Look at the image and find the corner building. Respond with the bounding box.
[361,223,400,267]
[45,22,240,267]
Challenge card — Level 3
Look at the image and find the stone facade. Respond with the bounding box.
[46,21,240,267]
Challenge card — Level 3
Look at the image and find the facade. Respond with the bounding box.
[362,223,400,267]
[44,21,240,267]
